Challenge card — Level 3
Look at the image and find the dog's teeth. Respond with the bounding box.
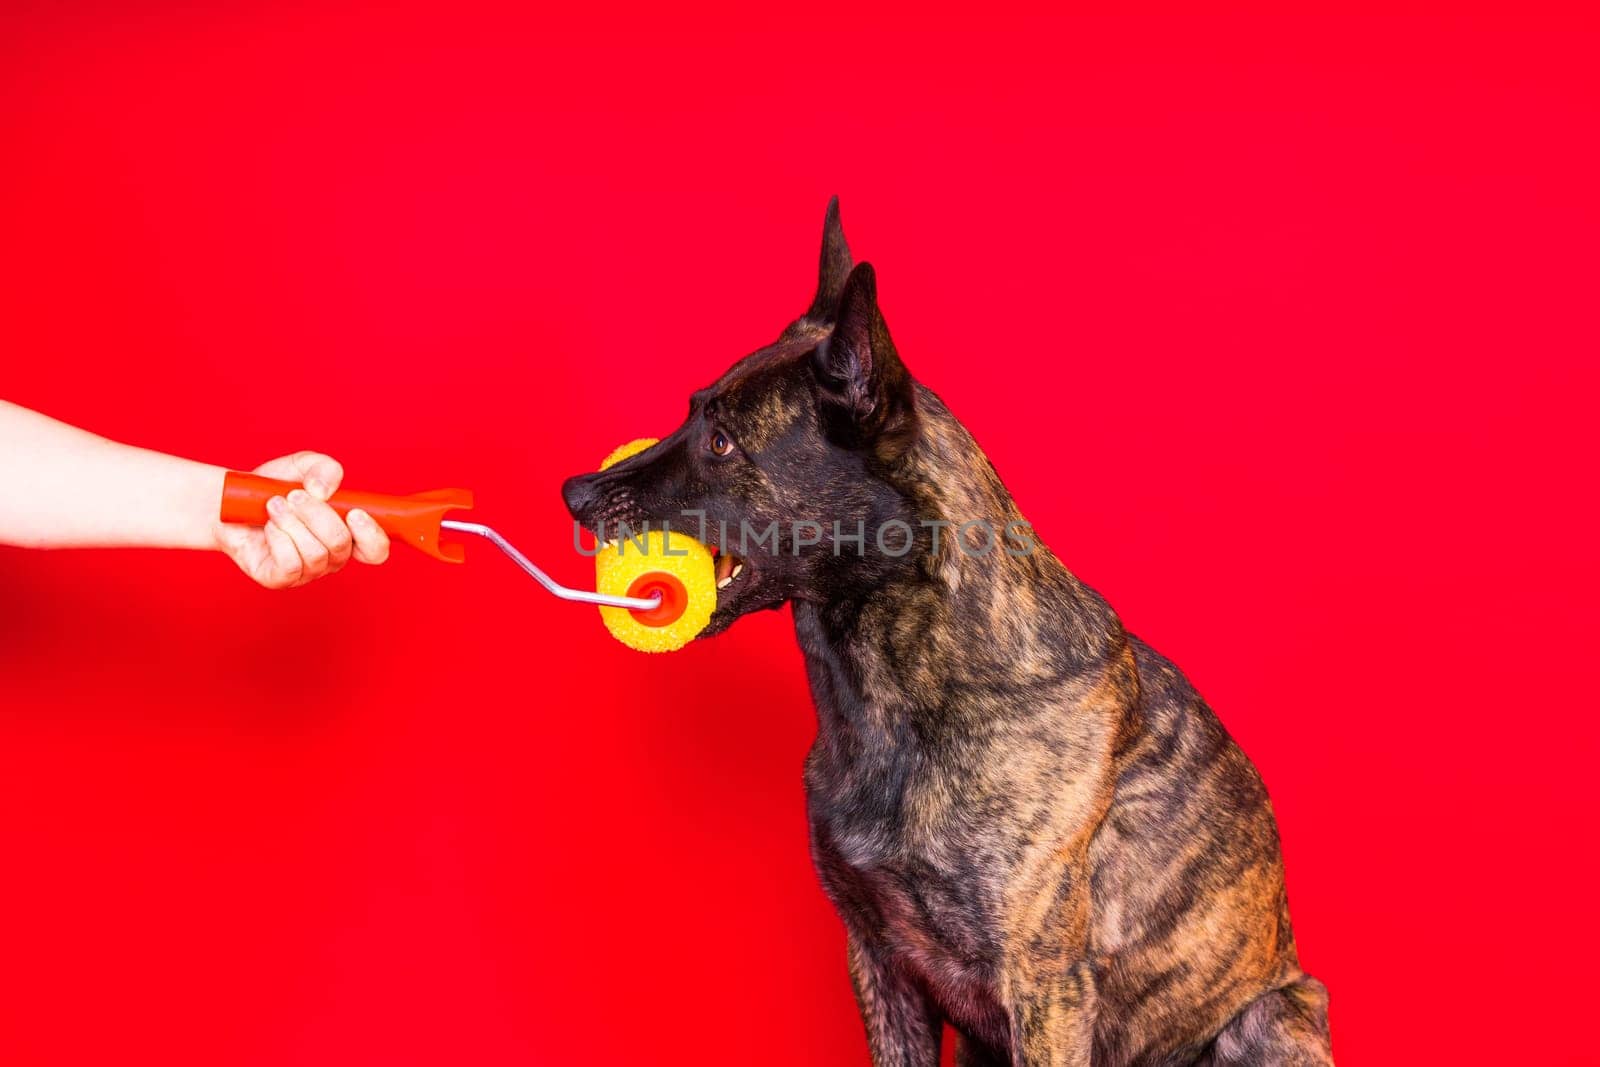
[717,576,733,590]
[731,563,744,579]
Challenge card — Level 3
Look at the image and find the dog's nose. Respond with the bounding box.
[561,473,599,520]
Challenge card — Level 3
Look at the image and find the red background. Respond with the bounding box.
[2,7,1596,1064]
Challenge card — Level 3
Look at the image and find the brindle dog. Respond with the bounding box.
[562,200,1333,1066]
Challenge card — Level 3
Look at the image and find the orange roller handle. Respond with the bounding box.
[219,472,475,563]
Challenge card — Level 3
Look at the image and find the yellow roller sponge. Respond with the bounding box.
[594,439,717,653]
[600,437,660,471]
[595,530,716,653]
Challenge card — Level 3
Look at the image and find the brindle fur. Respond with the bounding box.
[563,200,1332,1065]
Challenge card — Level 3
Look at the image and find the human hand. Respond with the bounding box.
[212,451,390,588]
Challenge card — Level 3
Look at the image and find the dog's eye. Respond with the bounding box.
[709,431,734,457]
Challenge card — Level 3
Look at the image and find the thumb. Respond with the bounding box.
[255,451,345,500]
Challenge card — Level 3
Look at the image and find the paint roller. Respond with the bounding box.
[216,438,715,652]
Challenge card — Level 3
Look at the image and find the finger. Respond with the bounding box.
[347,508,391,565]
[266,494,330,580]
[261,510,304,588]
[296,453,344,500]
[253,451,314,483]
[256,451,344,500]
[288,489,353,572]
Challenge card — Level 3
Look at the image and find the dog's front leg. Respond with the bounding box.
[1005,958,1097,1067]
[847,936,943,1067]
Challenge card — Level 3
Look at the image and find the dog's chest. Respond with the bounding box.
[806,791,993,958]
[795,610,1023,1040]
[805,737,1012,1042]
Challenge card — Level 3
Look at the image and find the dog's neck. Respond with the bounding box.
[792,389,1127,732]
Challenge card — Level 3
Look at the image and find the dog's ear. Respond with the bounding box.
[801,196,853,325]
[812,262,918,460]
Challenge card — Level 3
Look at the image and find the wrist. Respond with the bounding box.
[159,459,229,552]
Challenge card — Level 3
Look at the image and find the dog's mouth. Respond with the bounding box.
[713,546,747,591]
[702,540,779,637]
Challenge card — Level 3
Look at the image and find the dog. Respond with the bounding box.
[562,200,1333,1066]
